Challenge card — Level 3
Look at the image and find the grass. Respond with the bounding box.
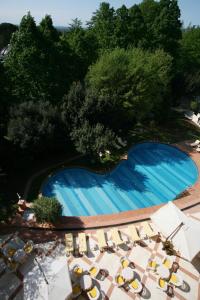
[27,112,200,201]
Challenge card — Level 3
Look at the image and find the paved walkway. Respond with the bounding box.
[2,209,200,300]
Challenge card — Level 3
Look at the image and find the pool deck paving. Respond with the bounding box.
[1,209,200,299]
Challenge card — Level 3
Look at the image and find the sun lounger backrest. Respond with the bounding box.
[128,225,140,242]
[96,230,107,249]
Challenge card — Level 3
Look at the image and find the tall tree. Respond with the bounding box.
[114,5,130,48]
[90,2,116,51]
[63,19,98,80]
[4,13,71,105]
[139,0,159,49]
[154,0,182,56]
[7,101,61,153]
[128,5,147,48]
[177,26,200,98]
[70,120,117,157]
[39,14,59,43]
[87,48,172,123]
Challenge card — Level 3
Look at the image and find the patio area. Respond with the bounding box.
[1,207,199,300]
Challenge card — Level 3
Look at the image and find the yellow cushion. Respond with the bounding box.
[159,279,166,288]
[8,248,16,257]
[73,285,81,294]
[75,267,83,275]
[163,259,170,268]
[170,273,178,284]
[149,261,156,268]
[89,287,97,298]
[24,245,33,254]
[90,267,97,276]
[131,280,139,289]
[117,275,124,285]
[122,260,129,268]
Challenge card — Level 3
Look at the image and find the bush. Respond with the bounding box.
[33,196,62,223]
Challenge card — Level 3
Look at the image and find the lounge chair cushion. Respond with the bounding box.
[89,287,97,298]
[170,273,178,284]
[131,280,139,289]
[90,267,98,277]
[117,275,124,285]
[149,261,157,268]
[75,267,83,275]
[163,259,171,269]
[73,285,81,294]
[159,278,166,288]
[122,260,129,268]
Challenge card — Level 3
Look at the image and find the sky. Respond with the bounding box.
[0,0,199,27]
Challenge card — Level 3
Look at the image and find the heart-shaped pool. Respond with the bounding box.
[42,143,198,216]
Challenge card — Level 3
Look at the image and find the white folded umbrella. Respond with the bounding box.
[48,264,72,300]
[151,201,200,261]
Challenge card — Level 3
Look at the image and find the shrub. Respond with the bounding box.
[33,196,62,223]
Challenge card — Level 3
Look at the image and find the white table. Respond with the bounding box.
[80,275,92,291]
[157,265,170,279]
[122,267,134,282]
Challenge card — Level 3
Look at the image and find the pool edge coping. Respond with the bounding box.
[4,141,199,231]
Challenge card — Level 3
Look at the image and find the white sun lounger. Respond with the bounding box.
[128,225,141,245]
[141,221,158,239]
[196,145,200,152]
[110,228,124,248]
[96,230,107,252]
[190,140,200,147]
[65,233,74,256]
[78,233,87,255]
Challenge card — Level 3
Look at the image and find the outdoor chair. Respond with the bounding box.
[158,278,168,292]
[87,285,100,300]
[190,140,200,147]
[147,258,159,272]
[72,264,83,278]
[65,233,74,256]
[129,278,143,294]
[114,273,125,287]
[128,225,141,245]
[72,283,82,299]
[196,146,200,152]
[110,228,124,249]
[78,233,88,255]
[169,272,183,287]
[96,230,107,252]
[162,257,172,269]
[120,256,130,268]
[89,264,100,278]
[140,221,158,241]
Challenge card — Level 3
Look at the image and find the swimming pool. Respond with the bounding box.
[42,143,198,216]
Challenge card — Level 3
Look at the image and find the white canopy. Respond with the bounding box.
[151,201,200,261]
[48,263,72,300]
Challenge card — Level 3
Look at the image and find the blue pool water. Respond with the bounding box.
[42,143,198,216]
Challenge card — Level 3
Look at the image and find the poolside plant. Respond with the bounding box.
[33,196,62,224]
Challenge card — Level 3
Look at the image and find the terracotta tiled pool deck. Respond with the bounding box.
[3,209,200,300]
[1,141,200,299]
